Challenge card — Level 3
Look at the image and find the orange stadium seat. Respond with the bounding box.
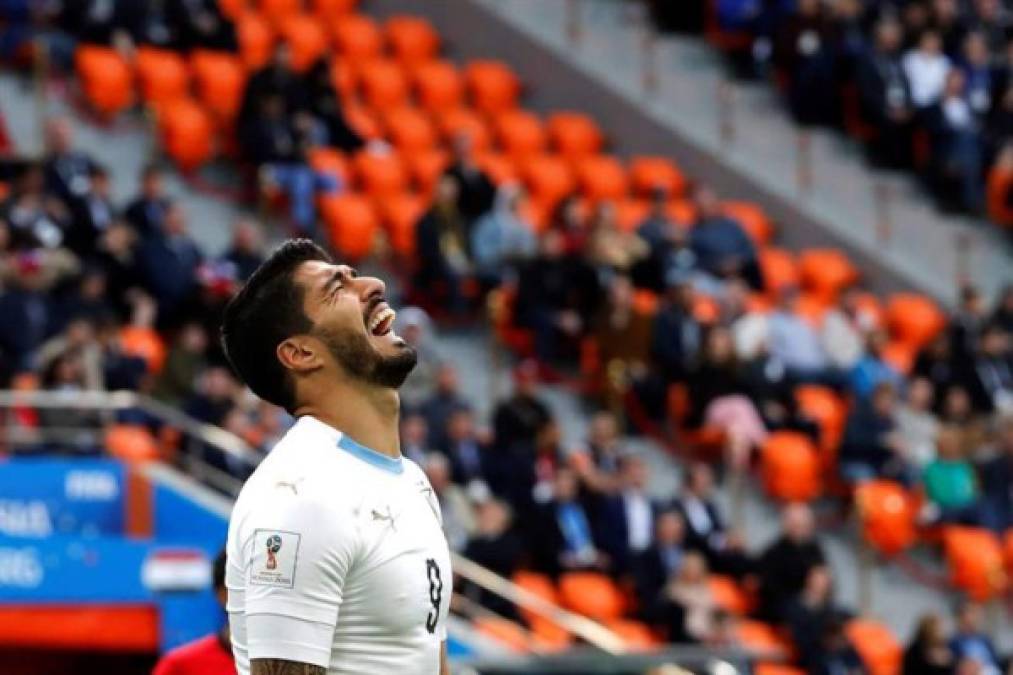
[331,14,384,63]
[411,60,464,111]
[75,46,134,117]
[520,154,575,208]
[237,12,275,71]
[356,58,411,110]
[852,291,886,330]
[692,293,721,324]
[854,481,917,557]
[319,193,378,260]
[190,50,246,125]
[708,574,754,615]
[158,99,215,172]
[795,292,830,327]
[723,201,774,246]
[754,665,806,675]
[385,15,440,64]
[279,14,329,73]
[406,148,449,196]
[575,155,628,202]
[311,0,358,18]
[1005,530,1013,577]
[546,111,604,160]
[307,147,351,183]
[379,192,426,257]
[475,152,518,185]
[436,107,492,151]
[881,340,916,376]
[614,198,651,233]
[512,571,573,649]
[257,0,300,22]
[342,101,383,141]
[628,156,687,198]
[886,293,946,350]
[382,106,438,151]
[119,326,167,373]
[558,572,625,621]
[134,48,190,109]
[353,150,407,196]
[734,620,792,659]
[846,619,902,675]
[666,199,697,226]
[604,619,660,651]
[761,432,821,502]
[106,425,160,462]
[465,60,521,114]
[218,0,246,20]
[494,109,547,160]
[794,385,846,458]
[759,247,800,297]
[472,616,530,653]
[942,527,1007,601]
[799,248,860,302]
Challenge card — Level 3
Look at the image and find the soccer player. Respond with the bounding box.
[152,550,237,675]
[220,240,452,675]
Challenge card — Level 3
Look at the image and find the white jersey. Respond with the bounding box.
[226,415,452,674]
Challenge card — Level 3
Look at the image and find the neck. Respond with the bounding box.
[295,380,402,459]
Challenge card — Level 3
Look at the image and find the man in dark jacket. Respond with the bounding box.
[856,19,914,167]
[839,381,911,484]
[137,203,201,321]
[688,185,761,289]
[674,462,752,577]
[757,502,827,621]
[125,164,172,238]
[631,509,687,621]
[981,415,1013,532]
[445,132,495,226]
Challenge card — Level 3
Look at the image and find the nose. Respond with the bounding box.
[354,274,386,302]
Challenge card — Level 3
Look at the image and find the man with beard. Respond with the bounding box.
[220,240,451,675]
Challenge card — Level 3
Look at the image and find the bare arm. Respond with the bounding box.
[440,641,450,675]
[251,660,325,675]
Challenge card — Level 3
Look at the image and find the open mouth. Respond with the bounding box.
[366,303,396,337]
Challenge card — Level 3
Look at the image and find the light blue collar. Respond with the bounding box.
[337,434,404,475]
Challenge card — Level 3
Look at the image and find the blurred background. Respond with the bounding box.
[0,0,1011,673]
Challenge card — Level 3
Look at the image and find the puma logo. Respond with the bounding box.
[371,505,398,531]
[275,479,303,495]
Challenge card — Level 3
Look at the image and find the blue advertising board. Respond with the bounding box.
[0,458,125,537]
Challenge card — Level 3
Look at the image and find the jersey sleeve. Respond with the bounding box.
[240,489,361,667]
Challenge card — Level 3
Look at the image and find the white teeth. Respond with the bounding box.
[369,307,395,333]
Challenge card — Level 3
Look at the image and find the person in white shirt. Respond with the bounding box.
[903,30,951,109]
[219,240,452,675]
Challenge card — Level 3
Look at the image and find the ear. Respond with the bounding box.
[276,336,323,375]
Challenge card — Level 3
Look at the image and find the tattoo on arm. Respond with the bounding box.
[251,659,326,675]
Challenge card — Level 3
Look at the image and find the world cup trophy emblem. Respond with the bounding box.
[265,534,282,570]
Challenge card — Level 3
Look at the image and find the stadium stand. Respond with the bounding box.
[0,0,1010,673]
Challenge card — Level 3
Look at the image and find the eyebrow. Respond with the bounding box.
[322,267,358,295]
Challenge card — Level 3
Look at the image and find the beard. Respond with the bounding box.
[313,322,418,389]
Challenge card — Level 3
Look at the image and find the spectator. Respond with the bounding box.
[301,55,365,153]
[635,187,695,292]
[811,617,868,675]
[414,173,472,311]
[533,467,608,577]
[222,219,265,282]
[674,462,751,578]
[980,413,1013,532]
[492,360,551,452]
[462,498,523,618]
[633,509,687,619]
[585,201,648,274]
[514,229,600,363]
[957,322,1012,414]
[423,452,475,552]
[399,412,433,467]
[914,333,960,402]
[596,454,656,575]
[821,286,873,371]
[0,256,55,371]
[923,425,981,524]
[420,364,467,452]
[238,43,305,128]
[949,602,1002,675]
[903,30,951,110]
[904,613,955,675]
[660,550,718,643]
[36,316,103,391]
[773,0,839,126]
[757,502,827,621]
[950,285,989,367]
[445,132,495,226]
[166,0,236,52]
[442,407,491,487]
[124,164,171,238]
[850,329,904,399]
[470,183,537,286]
[651,279,703,384]
[960,32,992,118]
[184,365,237,426]
[592,274,654,413]
[767,287,841,388]
[856,19,914,167]
[686,325,769,469]
[65,164,115,257]
[570,410,624,497]
[688,185,761,289]
[926,69,984,213]
[137,202,201,320]
[786,566,853,673]
[395,306,443,411]
[548,193,588,255]
[91,222,141,316]
[991,285,1013,334]
[895,376,941,469]
[153,322,208,406]
[152,549,236,675]
[840,381,912,484]
[42,117,96,214]
[2,162,72,249]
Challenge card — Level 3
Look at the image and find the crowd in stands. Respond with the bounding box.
[650,0,1013,221]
